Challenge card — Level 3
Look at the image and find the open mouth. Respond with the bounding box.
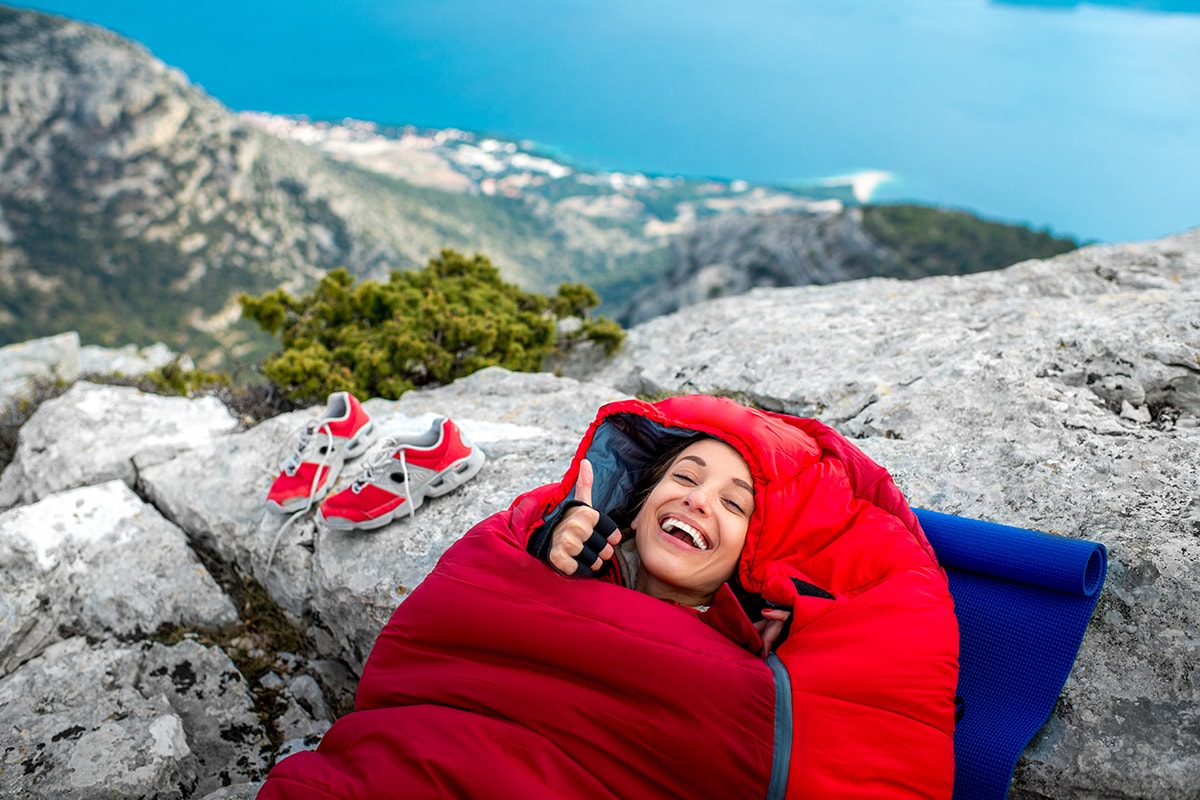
[661,516,709,551]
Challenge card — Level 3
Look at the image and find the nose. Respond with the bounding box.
[683,484,713,514]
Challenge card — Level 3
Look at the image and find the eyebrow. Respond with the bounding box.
[677,455,755,495]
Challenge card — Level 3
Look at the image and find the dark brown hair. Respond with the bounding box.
[609,433,710,530]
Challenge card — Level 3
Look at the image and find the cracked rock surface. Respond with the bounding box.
[1,229,1198,797]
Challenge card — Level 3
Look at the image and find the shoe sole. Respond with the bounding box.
[265,421,379,513]
[320,447,486,531]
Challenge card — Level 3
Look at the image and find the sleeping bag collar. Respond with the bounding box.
[550,395,823,604]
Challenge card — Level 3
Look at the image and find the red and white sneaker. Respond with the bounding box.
[265,392,378,513]
[318,417,485,530]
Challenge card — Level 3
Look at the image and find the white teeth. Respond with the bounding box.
[662,518,708,550]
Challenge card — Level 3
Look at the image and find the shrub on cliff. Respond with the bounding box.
[240,249,624,403]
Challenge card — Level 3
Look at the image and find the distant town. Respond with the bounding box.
[241,112,867,238]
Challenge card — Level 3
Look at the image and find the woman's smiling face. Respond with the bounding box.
[631,438,755,608]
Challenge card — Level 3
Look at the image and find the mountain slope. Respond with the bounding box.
[0,7,664,362]
[0,5,1081,367]
[619,205,1078,325]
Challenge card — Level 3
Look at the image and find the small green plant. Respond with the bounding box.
[140,358,231,396]
[240,250,625,403]
[581,318,625,355]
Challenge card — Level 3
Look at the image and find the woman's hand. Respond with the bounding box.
[548,459,622,576]
[754,607,792,658]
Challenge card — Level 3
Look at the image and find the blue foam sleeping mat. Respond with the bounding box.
[912,509,1108,800]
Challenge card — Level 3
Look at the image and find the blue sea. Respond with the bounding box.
[15,0,1200,244]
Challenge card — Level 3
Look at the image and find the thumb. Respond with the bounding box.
[574,458,594,507]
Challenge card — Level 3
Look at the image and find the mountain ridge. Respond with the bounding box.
[1,5,1079,368]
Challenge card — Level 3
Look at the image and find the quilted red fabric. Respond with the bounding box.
[258,395,958,799]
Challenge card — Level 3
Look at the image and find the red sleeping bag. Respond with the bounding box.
[259,395,959,799]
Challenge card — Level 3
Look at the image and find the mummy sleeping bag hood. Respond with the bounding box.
[258,395,959,800]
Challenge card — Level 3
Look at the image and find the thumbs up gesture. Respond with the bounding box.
[548,459,623,576]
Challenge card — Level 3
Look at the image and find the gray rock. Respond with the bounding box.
[0,480,237,677]
[273,732,328,764]
[79,340,191,377]
[139,639,270,793]
[137,408,323,620]
[256,667,331,754]
[0,639,190,800]
[196,785,262,800]
[0,636,267,799]
[0,332,186,410]
[287,674,328,722]
[0,331,80,408]
[0,381,238,509]
[274,708,330,756]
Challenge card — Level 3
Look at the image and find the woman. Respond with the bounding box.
[530,436,793,656]
[258,395,959,799]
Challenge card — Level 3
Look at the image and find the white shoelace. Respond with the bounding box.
[397,449,415,521]
[266,422,337,570]
[351,439,416,521]
[281,419,334,475]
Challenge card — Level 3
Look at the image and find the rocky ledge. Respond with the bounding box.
[1,227,1198,798]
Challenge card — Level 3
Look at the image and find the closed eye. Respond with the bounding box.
[723,497,747,515]
[672,471,697,485]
